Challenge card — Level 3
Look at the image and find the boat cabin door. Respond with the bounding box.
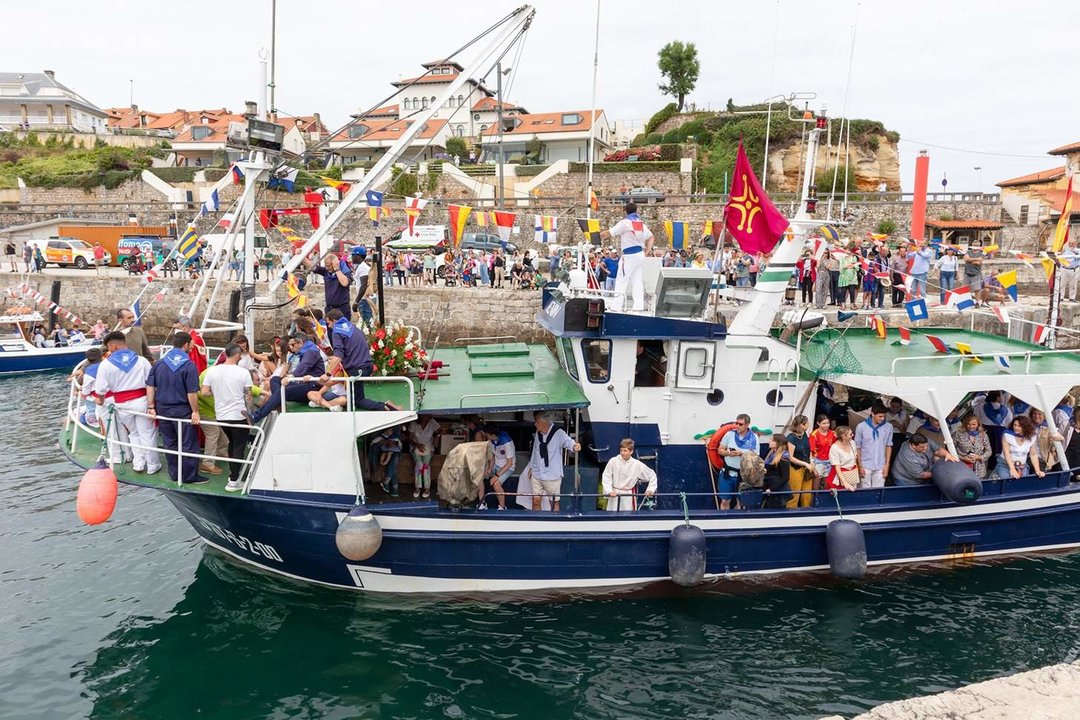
[674,341,715,390]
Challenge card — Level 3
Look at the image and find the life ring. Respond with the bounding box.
[705,422,739,471]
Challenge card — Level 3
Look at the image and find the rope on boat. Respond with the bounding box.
[680,492,690,527]
[830,488,844,520]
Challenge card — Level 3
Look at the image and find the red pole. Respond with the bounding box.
[911,150,930,241]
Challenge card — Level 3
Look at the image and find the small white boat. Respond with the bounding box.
[0,312,95,374]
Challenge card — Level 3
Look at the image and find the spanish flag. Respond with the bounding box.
[996,270,1018,301]
[285,273,307,309]
[448,204,472,248]
[872,315,887,339]
[578,218,602,244]
[1053,175,1074,253]
[664,220,691,250]
[589,188,599,213]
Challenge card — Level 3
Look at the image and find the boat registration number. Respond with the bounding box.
[195,516,283,562]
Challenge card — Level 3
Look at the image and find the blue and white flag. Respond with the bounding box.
[268,167,300,192]
[131,299,142,326]
[904,297,928,322]
[200,189,220,216]
[994,355,1013,373]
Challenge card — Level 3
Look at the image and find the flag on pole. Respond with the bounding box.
[724,141,790,255]
[904,297,928,322]
[589,189,600,212]
[447,204,472,248]
[534,215,558,244]
[925,334,950,353]
[1041,256,1057,283]
[493,211,516,249]
[268,167,300,192]
[578,218,602,244]
[403,196,427,235]
[1052,175,1074,253]
[994,355,1013,373]
[956,341,983,363]
[872,315,887,339]
[201,189,220,215]
[991,305,1011,324]
[819,225,840,242]
[664,220,691,250]
[131,299,142,326]
[177,225,200,260]
[996,270,1018,301]
[898,327,911,346]
[231,164,245,184]
[944,285,975,312]
[366,190,385,224]
[1032,324,1050,345]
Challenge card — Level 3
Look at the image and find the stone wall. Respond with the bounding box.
[18,179,168,206]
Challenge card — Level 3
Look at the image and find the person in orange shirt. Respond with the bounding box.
[808,414,837,483]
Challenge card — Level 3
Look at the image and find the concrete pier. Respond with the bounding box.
[822,661,1080,719]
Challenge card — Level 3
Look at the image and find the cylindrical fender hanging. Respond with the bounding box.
[335,506,383,561]
[77,460,118,525]
[932,461,982,505]
[669,524,707,587]
[826,518,867,580]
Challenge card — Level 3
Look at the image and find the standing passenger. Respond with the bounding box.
[528,412,581,512]
[94,331,161,474]
[146,332,206,485]
[200,344,253,492]
[600,202,654,312]
[717,413,758,510]
[854,403,893,488]
[602,439,657,511]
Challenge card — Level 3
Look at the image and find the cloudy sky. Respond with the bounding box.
[9,0,1076,191]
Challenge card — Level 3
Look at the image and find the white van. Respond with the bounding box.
[385,225,448,252]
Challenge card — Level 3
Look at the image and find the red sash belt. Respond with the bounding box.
[109,388,148,403]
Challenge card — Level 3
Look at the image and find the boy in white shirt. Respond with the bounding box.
[602,438,658,511]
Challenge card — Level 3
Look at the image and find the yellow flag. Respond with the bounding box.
[1041,256,1057,282]
[955,341,982,363]
[1053,176,1074,253]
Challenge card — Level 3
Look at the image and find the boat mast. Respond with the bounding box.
[585,0,600,222]
[269,5,535,294]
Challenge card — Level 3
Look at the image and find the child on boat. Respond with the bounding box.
[307,356,348,412]
[601,439,657,511]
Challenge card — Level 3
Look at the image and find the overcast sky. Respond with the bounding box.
[8,0,1076,191]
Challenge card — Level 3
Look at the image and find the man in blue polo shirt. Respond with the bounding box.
[325,309,398,412]
[146,332,207,484]
[250,331,325,422]
[306,252,352,328]
[601,248,619,292]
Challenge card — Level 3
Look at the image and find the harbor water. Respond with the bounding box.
[4,372,1080,720]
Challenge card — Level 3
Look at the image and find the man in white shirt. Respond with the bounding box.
[95,331,161,473]
[528,411,581,512]
[600,202,654,312]
[201,343,254,492]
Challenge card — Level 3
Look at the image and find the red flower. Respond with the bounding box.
[388,358,395,367]
[396,337,405,346]
[375,328,386,340]
[404,351,413,360]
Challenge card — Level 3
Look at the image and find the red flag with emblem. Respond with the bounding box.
[724,142,790,255]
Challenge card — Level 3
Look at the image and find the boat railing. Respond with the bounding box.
[453,335,518,345]
[890,347,1079,377]
[281,374,416,413]
[967,309,1080,342]
[65,377,266,492]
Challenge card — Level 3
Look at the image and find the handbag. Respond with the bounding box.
[837,466,860,491]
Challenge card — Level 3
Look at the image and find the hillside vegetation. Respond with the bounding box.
[0,132,166,190]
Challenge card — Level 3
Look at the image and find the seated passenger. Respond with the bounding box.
[601,438,657,511]
[892,432,956,486]
[951,414,992,478]
[762,435,792,509]
[482,425,516,511]
[307,357,348,412]
[994,416,1046,480]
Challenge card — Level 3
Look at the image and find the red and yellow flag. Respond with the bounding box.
[589,189,600,212]
[1053,175,1074,253]
[724,142,790,255]
[448,204,472,248]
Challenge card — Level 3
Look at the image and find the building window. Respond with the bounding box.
[458,95,465,107]
[192,126,212,140]
[1018,205,1029,224]
[421,97,429,109]
[348,124,368,139]
[561,113,582,126]
[479,125,488,135]
[448,96,455,108]
[454,125,465,137]
[403,98,411,111]
[559,338,579,380]
[430,97,437,107]
[581,339,611,383]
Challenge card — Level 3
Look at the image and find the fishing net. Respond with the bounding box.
[802,329,863,377]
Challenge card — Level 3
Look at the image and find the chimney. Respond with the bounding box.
[44,70,55,80]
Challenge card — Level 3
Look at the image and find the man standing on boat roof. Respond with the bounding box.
[115,307,155,362]
[95,331,161,474]
[599,203,654,312]
[325,309,398,412]
[249,331,325,423]
[305,252,351,338]
[146,331,207,485]
[528,411,581,512]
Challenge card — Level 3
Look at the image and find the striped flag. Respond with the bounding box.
[447,204,472,248]
[231,164,244,184]
[493,211,516,249]
[534,215,558,244]
[703,220,723,244]
[1053,176,1074,253]
[898,327,911,346]
[991,305,1011,324]
[944,286,975,312]
[177,225,200,260]
[475,211,488,228]
[925,334,950,353]
[996,270,1018,301]
[589,189,599,212]
[1032,324,1050,345]
[403,196,427,235]
[994,355,1013,373]
[819,225,840,242]
[956,341,983,363]
[578,218,602,244]
[1010,250,1036,268]
[664,220,691,250]
[201,189,220,215]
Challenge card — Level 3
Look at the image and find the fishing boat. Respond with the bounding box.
[59,5,1080,594]
[0,310,94,373]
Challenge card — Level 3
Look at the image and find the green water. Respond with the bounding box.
[4,373,1080,719]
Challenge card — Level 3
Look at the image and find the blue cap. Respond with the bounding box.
[351,246,367,258]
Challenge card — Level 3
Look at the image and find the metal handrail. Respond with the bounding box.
[967,309,1080,340]
[281,373,416,412]
[889,348,1079,377]
[453,335,518,344]
[458,390,550,407]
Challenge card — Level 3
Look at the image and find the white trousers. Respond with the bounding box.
[859,468,885,489]
[613,251,645,311]
[109,397,161,472]
[1063,267,1079,301]
[606,494,637,511]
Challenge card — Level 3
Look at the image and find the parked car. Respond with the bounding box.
[615,186,666,204]
[459,232,516,254]
[41,237,111,269]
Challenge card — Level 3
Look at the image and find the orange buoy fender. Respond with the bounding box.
[706,422,739,471]
[77,460,118,525]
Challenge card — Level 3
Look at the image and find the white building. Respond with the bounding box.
[0,71,108,133]
[478,110,612,164]
[326,118,452,166]
[996,140,1080,227]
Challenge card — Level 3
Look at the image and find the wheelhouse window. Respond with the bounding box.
[559,337,579,380]
[581,339,611,383]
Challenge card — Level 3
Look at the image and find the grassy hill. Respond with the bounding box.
[0,132,166,190]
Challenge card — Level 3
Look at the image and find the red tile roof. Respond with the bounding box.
[328,118,447,143]
[471,97,523,112]
[479,110,604,137]
[924,219,1004,230]
[1034,188,1080,215]
[421,60,465,71]
[392,73,458,87]
[1048,141,1080,156]
[996,166,1065,188]
[360,105,399,118]
[172,114,247,143]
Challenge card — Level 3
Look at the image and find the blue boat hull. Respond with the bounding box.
[157,472,1080,593]
[0,347,87,374]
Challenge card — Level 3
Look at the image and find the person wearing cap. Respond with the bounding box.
[934,246,958,303]
[174,315,208,374]
[599,202,654,312]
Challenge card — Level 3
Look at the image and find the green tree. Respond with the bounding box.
[657,41,700,112]
[446,136,468,161]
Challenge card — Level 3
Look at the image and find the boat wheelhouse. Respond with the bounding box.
[0,311,93,374]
